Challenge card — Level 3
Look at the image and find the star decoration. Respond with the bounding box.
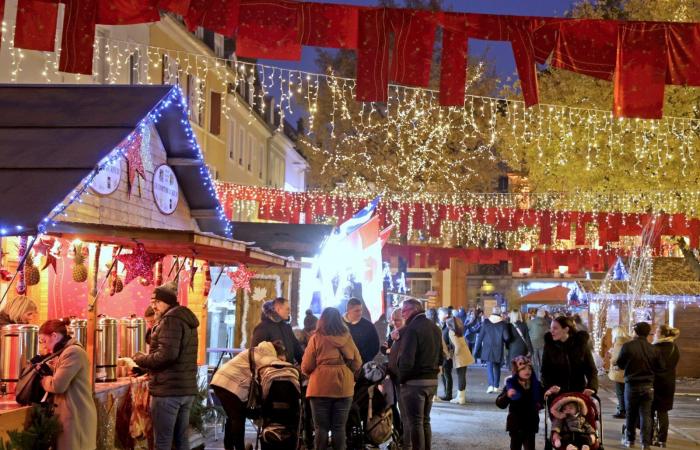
[117,244,164,286]
[227,264,256,294]
[33,237,54,257]
[123,132,145,197]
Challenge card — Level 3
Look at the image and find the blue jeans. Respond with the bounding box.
[309,396,352,450]
[624,383,653,446]
[400,383,437,450]
[151,395,195,450]
[487,361,502,388]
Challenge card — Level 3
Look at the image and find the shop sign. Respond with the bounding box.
[152,164,179,215]
[90,159,121,195]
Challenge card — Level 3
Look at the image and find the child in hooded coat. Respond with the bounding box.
[496,356,543,450]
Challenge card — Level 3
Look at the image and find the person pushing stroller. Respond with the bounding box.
[550,396,597,450]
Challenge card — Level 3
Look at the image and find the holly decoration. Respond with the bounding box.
[227,264,256,294]
[117,244,164,286]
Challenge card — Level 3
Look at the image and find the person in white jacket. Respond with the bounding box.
[211,341,286,450]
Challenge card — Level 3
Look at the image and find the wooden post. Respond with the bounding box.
[86,243,102,391]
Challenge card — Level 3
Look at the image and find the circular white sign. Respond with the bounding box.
[152,164,179,215]
[90,159,122,195]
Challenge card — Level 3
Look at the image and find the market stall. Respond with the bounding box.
[0,84,293,447]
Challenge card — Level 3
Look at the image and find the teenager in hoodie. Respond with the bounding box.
[251,297,303,365]
[133,282,200,450]
[302,307,362,450]
[541,316,598,399]
[474,307,512,393]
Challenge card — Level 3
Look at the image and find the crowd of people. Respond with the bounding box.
[4,286,682,450]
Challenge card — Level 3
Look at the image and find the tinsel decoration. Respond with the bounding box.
[227,264,256,294]
[16,236,27,295]
[203,263,212,297]
[116,244,164,286]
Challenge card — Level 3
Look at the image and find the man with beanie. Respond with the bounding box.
[251,297,303,364]
[133,281,200,450]
[343,297,380,364]
[617,322,664,450]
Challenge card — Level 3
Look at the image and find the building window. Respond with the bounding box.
[207,164,219,180]
[195,26,204,40]
[187,75,203,127]
[228,120,236,161]
[210,91,221,135]
[214,33,225,58]
[238,127,245,166]
[258,144,264,179]
[247,136,253,172]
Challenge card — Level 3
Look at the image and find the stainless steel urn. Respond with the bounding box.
[0,324,38,393]
[118,318,130,358]
[96,317,117,382]
[119,317,146,358]
[68,318,87,348]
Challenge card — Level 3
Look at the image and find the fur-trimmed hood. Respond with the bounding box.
[550,395,588,420]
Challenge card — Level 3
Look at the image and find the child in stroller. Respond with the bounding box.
[346,362,399,450]
[547,393,602,450]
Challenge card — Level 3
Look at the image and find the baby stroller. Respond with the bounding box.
[347,362,400,450]
[250,362,302,450]
[544,392,605,450]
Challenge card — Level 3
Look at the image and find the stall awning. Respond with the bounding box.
[0,84,229,237]
[577,280,700,297]
[49,222,290,267]
[231,222,332,258]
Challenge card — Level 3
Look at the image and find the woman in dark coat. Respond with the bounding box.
[507,311,533,360]
[652,325,681,447]
[474,308,512,393]
[541,316,598,397]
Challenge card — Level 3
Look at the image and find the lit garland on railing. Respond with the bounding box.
[4,29,700,191]
[0,86,231,237]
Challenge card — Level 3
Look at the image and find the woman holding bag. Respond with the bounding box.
[507,311,533,360]
[447,316,474,405]
[302,307,362,450]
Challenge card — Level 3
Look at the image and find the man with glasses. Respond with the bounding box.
[397,299,443,450]
[133,281,199,450]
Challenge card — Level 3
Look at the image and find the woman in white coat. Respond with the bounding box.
[210,340,287,450]
[447,317,475,405]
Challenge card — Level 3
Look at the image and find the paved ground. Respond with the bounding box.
[205,367,700,449]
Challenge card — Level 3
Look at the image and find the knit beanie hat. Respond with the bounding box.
[153,281,178,306]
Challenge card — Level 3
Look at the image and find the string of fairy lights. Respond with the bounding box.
[4,26,700,191]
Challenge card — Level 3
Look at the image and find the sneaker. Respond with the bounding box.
[622,440,635,448]
[612,412,626,419]
[486,386,494,393]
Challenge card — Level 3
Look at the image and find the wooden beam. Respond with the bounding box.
[166,158,200,167]
[190,209,220,219]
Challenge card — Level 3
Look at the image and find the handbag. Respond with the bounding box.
[246,348,263,421]
[15,351,63,406]
[513,323,533,357]
[365,385,393,445]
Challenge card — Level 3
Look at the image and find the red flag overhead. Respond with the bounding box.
[14,0,58,52]
[96,0,159,25]
[300,2,359,49]
[236,0,301,60]
[59,0,97,75]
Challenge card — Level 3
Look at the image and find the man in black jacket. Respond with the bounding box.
[343,297,380,364]
[397,298,443,450]
[617,322,664,450]
[251,297,303,364]
[134,282,199,450]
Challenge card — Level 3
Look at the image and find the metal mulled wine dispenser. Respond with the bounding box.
[67,318,87,348]
[96,316,117,382]
[0,324,38,394]
[118,316,146,358]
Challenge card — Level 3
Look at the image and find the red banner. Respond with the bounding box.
[14,0,58,52]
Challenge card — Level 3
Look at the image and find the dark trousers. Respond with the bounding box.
[440,359,453,399]
[487,361,502,388]
[212,385,246,450]
[400,383,437,450]
[309,396,352,450]
[456,366,467,391]
[655,409,669,443]
[615,382,626,414]
[509,431,535,450]
[625,383,653,445]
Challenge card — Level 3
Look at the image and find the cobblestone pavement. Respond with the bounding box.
[205,366,700,449]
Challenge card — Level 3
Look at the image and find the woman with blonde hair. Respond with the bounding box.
[608,325,631,419]
[0,295,38,325]
[653,325,681,447]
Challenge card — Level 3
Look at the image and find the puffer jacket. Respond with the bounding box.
[134,304,199,397]
[474,316,511,363]
[251,303,303,364]
[398,312,443,384]
[653,338,680,412]
[541,330,598,393]
[211,341,284,402]
[302,332,362,398]
[608,335,631,384]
